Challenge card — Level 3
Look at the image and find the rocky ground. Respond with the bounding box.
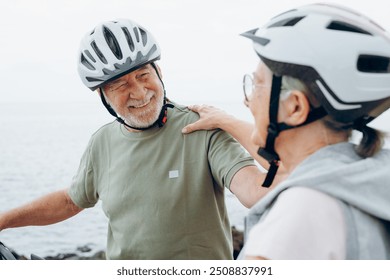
[8,227,244,260]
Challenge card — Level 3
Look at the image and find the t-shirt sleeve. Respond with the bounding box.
[244,187,346,259]
[67,137,99,209]
[206,129,255,189]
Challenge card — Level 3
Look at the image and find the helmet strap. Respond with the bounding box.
[352,116,373,132]
[258,75,327,187]
[258,75,282,187]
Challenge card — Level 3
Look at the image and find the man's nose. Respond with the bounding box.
[126,81,147,99]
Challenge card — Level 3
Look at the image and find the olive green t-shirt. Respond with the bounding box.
[68,103,254,259]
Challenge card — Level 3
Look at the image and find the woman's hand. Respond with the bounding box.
[182,104,231,133]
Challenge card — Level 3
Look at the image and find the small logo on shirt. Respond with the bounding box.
[169,170,179,179]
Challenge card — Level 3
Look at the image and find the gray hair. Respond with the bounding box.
[279,76,386,157]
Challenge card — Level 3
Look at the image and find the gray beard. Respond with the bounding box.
[122,96,164,128]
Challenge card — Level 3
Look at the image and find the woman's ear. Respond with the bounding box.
[279,90,311,126]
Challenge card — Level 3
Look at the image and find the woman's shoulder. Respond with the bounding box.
[245,186,346,259]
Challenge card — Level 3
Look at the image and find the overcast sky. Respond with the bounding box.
[0,0,389,130]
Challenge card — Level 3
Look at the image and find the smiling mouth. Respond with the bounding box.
[130,102,148,109]
[128,99,152,109]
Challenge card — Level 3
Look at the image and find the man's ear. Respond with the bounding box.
[279,90,311,126]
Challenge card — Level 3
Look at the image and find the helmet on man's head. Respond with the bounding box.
[78,19,161,91]
[242,3,390,125]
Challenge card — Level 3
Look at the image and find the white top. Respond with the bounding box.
[244,187,346,259]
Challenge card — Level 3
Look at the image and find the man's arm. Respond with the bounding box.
[0,189,83,231]
[229,165,287,208]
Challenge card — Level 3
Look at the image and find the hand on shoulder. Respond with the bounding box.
[182,104,233,134]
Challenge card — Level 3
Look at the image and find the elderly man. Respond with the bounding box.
[0,19,270,260]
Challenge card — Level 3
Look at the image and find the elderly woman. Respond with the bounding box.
[183,3,390,259]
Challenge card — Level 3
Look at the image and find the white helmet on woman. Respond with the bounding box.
[78,19,161,91]
[242,3,390,187]
[242,3,390,124]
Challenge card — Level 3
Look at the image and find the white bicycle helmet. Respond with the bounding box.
[242,3,390,187]
[78,19,161,91]
[242,3,390,124]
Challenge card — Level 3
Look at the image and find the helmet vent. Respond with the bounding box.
[91,41,108,64]
[357,55,390,73]
[103,26,123,60]
[80,54,96,70]
[133,27,140,42]
[122,27,135,51]
[268,16,305,28]
[84,50,96,63]
[327,21,372,35]
[139,28,148,46]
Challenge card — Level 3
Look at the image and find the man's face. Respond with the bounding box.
[102,64,164,129]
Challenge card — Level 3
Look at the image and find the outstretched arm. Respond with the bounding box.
[0,188,83,231]
[182,105,269,169]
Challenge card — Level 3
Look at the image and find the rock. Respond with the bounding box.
[91,250,106,260]
[44,245,105,260]
[77,245,92,253]
[45,253,78,260]
[11,251,24,260]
